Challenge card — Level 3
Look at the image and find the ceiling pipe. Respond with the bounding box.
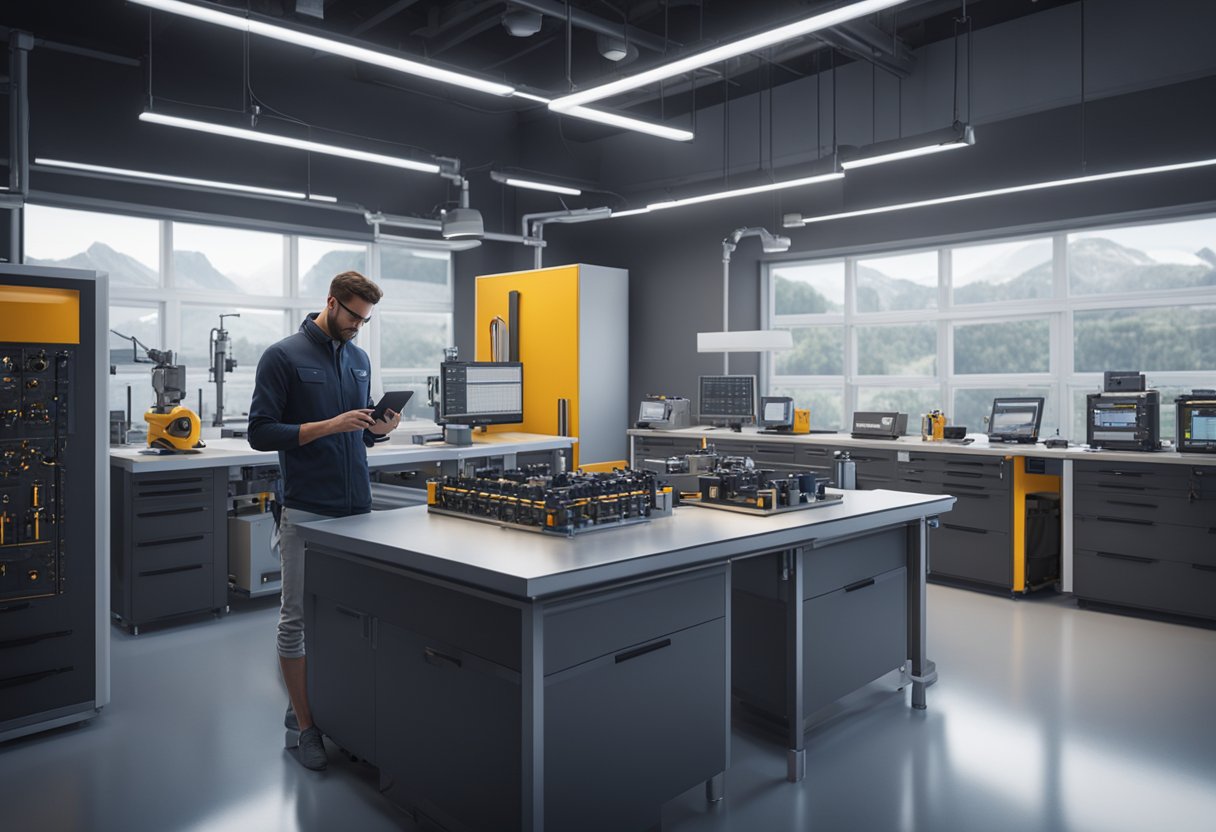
[508,0,675,54]
[522,207,613,268]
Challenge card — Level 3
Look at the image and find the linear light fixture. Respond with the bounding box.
[490,170,581,196]
[130,0,514,97]
[610,207,651,218]
[140,111,441,174]
[783,156,1216,226]
[35,157,309,199]
[550,0,908,112]
[647,170,844,212]
[697,330,794,352]
[840,123,975,170]
[511,91,693,142]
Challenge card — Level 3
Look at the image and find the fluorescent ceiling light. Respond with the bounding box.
[130,0,514,97]
[610,207,651,218]
[841,124,975,170]
[562,105,694,142]
[697,330,794,352]
[490,170,581,195]
[307,193,338,203]
[35,157,307,199]
[785,156,1216,226]
[140,111,441,174]
[647,171,844,212]
[512,91,552,104]
[550,0,907,112]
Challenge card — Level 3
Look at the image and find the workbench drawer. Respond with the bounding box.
[0,627,77,680]
[131,473,214,505]
[131,532,213,573]
[130,499,214,543]
[1074,550,1216,620]
[804,566,907,714]
[1073,462,1214,495]
[545,616,726,832]
[375,620,520,832]
[797,445,839,466]
[750,442,799,468]
[0,647,89,723]
[131,562,215,623]
[929,525,1009,587]
[942,489,1011,536]
[1073,516,1216,566]
[1073,491,1216,529]
[544,566,725,674]
[804,526,905,600]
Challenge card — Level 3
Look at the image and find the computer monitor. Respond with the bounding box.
[699,375,756,426]
[988,397,1045,443]
[759,396,794,429]
[439,361,523,426]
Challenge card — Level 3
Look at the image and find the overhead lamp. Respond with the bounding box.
[703,226,794,374]
[550,0,907,112]
[440,207,484,240]
[34,157,309,199]
[130,0,515,97]
[490,170,581,196]
[562,105,694,142]
[697,330,794,352]
[783,156,1216,227]
[140,111,442,174]
[841,123,975,170]
[610,207,651,218]
[647,170,843,212]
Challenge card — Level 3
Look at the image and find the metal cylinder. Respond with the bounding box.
[833,452,856,490]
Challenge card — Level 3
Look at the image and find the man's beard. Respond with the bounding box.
[339,327,359,341]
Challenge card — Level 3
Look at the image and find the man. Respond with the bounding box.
[248,271,401,771]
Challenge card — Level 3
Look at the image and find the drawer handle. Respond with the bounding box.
[424,647,463,669]
[136,535,205,548]
[945,471,985,479]
[1193,564,1216,573]
[1096,516,1154,527]
[615,638,672,664]
[844,578,876,593]
[1095,551,1156,565]
[137,488,206,498]
[139,477,205,486]
[0,602,32,615]
[137,506,206,518]
[138,564,203,577]
[335,605,365,620]
[941,523,987,535]
[0,666,73,690]
[1106,500,1156,509]
[952,487,990,497]
[0,630,72,651]
[1096,484,1148,492]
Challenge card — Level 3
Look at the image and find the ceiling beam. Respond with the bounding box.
[351,0,423,36]
[508,0,676,54]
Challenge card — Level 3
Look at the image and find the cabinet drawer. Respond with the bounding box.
[131,473,213,505]
[375,621,520,832]
[0,657,90,724]
[309,594,376,763]
[1073,516,1216,566]
[1074,550,1216,620]
[1073,462,1214,496]
[1073,491,1216,529]
[797,445,838,465]
[929,525,1010,587]
[942,490,1011,535]
[750,443,798,466]
[804,526,906,600]
[805,566,907,714]
[0,627,77,680]
[132,533,213,574]
[545,617,726,832]
[131,500,213,542]
[544,566,725,674]
[131,562,215,622]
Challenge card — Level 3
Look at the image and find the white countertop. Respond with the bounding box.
[299,488,954,599]
[628,426,1216,466]
[110,424,576,473]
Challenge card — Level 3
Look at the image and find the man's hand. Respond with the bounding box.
[330,408,376,434]
[368,408,401,436]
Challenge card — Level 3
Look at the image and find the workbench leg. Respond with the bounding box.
[705,772,726,803]
[521,604,545,831]
[907,519,937,710]
[785,548,806,782]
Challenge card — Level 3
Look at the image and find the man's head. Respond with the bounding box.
[325,271,382,341]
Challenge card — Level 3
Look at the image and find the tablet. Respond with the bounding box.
[371,390,413,422]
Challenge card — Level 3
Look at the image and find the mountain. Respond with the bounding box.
[172,250,241,293]
[300,249,367,298]
[855,266,936,312]
[1197,247,1216,267]
[26,241,158,287]
[1069,237,1215,294]
[958,241,1052,286]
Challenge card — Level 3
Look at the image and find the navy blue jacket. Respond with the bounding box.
[248,313,381,517]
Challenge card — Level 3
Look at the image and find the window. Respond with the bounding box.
[24,204,453,427]
[765,213,1216,441]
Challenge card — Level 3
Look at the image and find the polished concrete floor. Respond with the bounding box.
[2,585,1214,832]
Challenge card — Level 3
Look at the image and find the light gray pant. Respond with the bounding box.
[274,506,330,659]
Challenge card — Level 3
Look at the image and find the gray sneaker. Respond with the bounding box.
[297,726,328,771]
[285,704,298,731]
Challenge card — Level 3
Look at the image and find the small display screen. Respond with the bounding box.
[699,375,756,421]
[1190,414,1216,441]
[639,400,666,421]
[1094,409,1137,428]
[763,401,789,422]
[988,397,1044,440]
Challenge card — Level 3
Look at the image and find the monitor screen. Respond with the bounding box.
[1192,414,1216,441]
[638,400,667,422]
[988,397,1044,441]
[760,396,793,427]
[699,375,756,423]
[1093,408,1137,428]
[440,362,523,426]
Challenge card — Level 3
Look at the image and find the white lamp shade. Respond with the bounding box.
[697,330,794,352]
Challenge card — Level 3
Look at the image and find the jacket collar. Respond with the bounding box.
[301,312,340,349]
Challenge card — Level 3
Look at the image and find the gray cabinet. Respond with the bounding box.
[1073,461,1216,622]
[110,468,228,632]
